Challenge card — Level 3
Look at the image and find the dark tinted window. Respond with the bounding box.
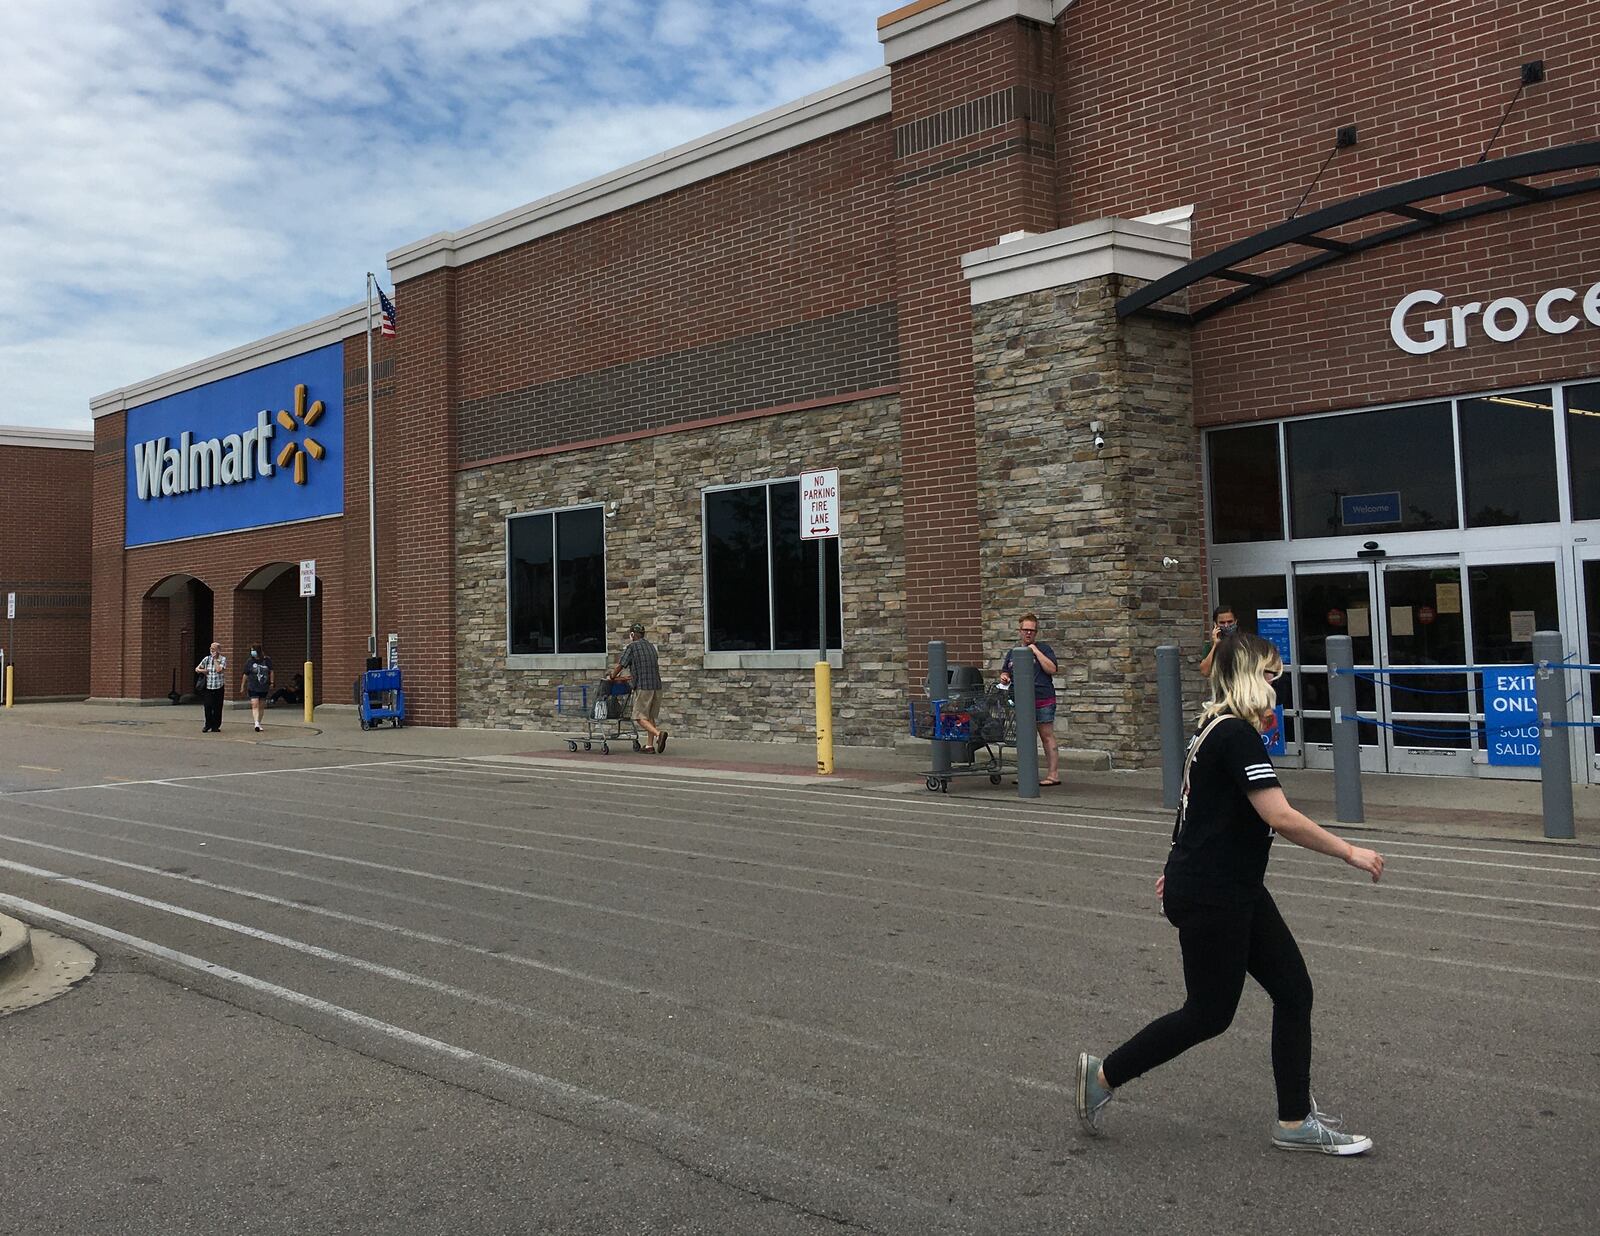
[1468,562,1560,665]
[555,507,606,654]
[1459,389,1558,527]
[706,487,772,651]
[1566,381,1600,522]
[706,482,842,652]
[508,513,554,655]
[1207,425,1283,543]
[1286,403,1457,538]
[769,484,842,651]
[507,507,605,655]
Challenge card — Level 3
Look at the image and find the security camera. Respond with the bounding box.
[605,501,619,519]
[1162,556,1180,569]
[1093,434,1106,451]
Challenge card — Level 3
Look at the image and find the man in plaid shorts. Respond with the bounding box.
[612,622,667,753]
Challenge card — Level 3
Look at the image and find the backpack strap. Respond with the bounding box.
[1171,714,1234,845]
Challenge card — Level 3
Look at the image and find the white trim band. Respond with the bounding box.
[878,0,1056,64]
[90,302,371,419]
[0,425,94,450]
[960,217,1192,305]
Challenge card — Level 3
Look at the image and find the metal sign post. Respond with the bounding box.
[5,592,14,708]
[800,468,840,775]
[299,559,316,722]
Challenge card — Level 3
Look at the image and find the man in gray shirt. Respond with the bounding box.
[612,622,667,753]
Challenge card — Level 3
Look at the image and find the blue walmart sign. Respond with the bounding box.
[124,344,343,547]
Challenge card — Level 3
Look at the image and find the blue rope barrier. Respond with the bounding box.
[1332,659,1600,675]
[1346,671,1470,695]
[1338,716,1600,737]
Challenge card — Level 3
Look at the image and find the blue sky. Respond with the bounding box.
[0,1,888,430]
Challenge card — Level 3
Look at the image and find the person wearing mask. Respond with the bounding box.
[194,641,227,734]
[240,645,274,733]
[1075,632,1386,1155]
[1197,604,1238,678]
[997,613,1060,786]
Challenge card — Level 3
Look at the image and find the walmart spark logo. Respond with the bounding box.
[274,383,327,485]
[132,381,331,500]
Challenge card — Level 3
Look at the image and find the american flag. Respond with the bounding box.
[377,286,398,338]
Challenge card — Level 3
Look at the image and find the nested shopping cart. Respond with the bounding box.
[556,680,645,754]
[907,678,1017,792]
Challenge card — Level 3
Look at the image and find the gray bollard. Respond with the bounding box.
[927,640,951,778]
[1532,630,1576,840]
[1012,646,1039,799]
[1326,635,1365,823]
[1157,645,1184,809]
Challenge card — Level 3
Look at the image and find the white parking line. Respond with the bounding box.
[0,886,954,1229]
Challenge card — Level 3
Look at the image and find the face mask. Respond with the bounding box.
[1218,622,1237,635]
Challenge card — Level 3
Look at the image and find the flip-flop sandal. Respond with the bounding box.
[1039,778,1062,786]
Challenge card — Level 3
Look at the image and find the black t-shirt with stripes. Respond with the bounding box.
[1164,714,1282,908]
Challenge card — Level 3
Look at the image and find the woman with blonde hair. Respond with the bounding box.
[1075,633,1385,1155]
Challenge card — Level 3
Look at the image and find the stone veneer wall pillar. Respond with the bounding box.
[965,219,1203,767]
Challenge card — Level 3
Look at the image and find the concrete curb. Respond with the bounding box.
[0,912,35,985]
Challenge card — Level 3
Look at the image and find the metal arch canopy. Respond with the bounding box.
[1116,141,1600,324]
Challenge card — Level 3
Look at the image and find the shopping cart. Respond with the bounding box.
[556,680,645,755]
[907,678,1017,792]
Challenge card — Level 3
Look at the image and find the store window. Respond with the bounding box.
[1207,425,1283,543]
[507,505,606,655]
[1468,562,1560,665]
[705,480,841,653]
[1286,403,1456,538]
[1565,380,1600,522]
[1459,389,1559,527]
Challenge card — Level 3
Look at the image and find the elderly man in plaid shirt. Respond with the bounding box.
[611,622,668,753]
[194,640,228,734]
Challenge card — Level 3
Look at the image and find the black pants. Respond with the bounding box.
[202,686,224,731]
[1102,888,1314,1121]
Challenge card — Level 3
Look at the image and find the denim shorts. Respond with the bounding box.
[1035,700,1057,724]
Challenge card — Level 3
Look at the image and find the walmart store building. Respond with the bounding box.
[86,0,1600,783]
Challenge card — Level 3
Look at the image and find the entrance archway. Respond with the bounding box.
[142,574,214,702]
[237,562,322,706]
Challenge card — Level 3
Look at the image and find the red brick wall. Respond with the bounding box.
[1057,0,1600,423]
[389,268,458,725]
[0,443,92,698]
[890,17,1059,676]
[450,122,897,408]
[90,413,127,699]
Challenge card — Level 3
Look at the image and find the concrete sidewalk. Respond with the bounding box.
[2,700,1595,847]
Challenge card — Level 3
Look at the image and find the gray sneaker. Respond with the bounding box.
[1074,1052,1113,1137]
[1271,1100,1373,1156]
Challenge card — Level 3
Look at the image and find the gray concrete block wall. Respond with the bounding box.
[456,394,908,744]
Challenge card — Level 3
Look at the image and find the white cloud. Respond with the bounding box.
[0,0,886,430]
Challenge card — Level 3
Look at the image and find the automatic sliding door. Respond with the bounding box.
[1574,553,1600,778]
[1293,567,1382,772]
[1379,562,1472,775]
[1467,557,1563,780]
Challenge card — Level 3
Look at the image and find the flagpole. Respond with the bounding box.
[365,272,378,661]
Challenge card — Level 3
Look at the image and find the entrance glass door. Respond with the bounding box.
[1378,560,1473,775]
[1576,547,1600,778]
[1293,557,1472,775]
[1293,563,1383,772]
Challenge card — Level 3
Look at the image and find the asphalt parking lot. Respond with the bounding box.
[0,719,1596,1234]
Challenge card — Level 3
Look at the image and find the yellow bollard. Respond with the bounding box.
[815,660,834,775]
[3,664,11,708]
[303,661,315,724]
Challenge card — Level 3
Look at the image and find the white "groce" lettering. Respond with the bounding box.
[1390,280,1600,355]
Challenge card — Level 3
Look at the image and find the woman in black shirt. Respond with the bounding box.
[1075,633,1385,1155]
